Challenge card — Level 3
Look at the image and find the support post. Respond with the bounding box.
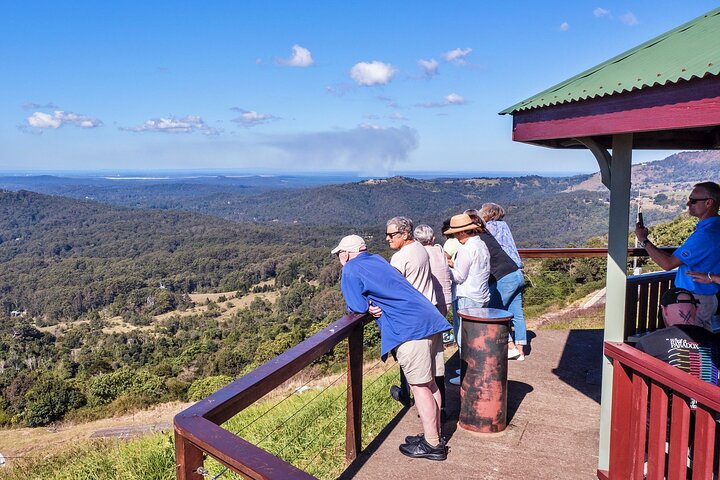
[598,133,633,472]
[345,322,363,463]
[175,431,205,480]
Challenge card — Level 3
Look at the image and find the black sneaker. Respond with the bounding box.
[404,433,447,445]
[405,432,424,444]
[399,438,447,461]
[390,385,413,408]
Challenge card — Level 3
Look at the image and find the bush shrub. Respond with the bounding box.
[23,376,85,426]
[187,375,233,401]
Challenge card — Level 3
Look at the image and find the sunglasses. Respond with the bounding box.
[386,231,403,238]
[688,197,710,204]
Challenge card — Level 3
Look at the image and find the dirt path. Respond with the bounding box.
[0,401,191,461]
[527,288,606,329]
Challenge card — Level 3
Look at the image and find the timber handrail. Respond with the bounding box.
[624,270,677,340]
[174,312,370,480]
[518,247,676,258]
[603,342,719,480]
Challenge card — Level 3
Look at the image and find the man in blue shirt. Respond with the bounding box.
[636,182,720,330]
[332,234,451,460]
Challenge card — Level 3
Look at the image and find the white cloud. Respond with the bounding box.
[559,22,570,31]
[389,112,408,121]
[444,93,466,105]
[261,125,418,174]
[350,61,397,86]
[121,115,221,135]
[593,7,611,17]
[231,108,279,127]
[278,44,314,67]
[417,93,467,108]
[443,48,472,64]
[418,58,439,77]
[26,110,103,129]
[620,12,638,26]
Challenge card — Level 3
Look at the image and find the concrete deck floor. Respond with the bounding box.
[341,329,604,480]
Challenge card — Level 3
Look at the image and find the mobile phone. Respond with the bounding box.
[638,212,644,228]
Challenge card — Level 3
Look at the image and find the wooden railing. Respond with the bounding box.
[174,312,369,480]
[173,247,678,479]
[601,342,719,480]
[624,270,676,340]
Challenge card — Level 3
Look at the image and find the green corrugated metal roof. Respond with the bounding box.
[500,7,720,114]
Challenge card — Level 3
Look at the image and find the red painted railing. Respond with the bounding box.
[602,342,719,480]
[624,270,676,340]
[173,247,678,479]
[174,312,369,479]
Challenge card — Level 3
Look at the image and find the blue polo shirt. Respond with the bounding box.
[673,216,720,295]
[340,252,451,360]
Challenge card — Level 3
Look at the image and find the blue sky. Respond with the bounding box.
[1,1,717,175]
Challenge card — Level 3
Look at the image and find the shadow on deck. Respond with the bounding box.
[341,329,603,480]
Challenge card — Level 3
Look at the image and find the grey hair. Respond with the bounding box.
[386,216,414,238]
[413,224,435,245]
[694,181,720,207]
[479,203,505,221]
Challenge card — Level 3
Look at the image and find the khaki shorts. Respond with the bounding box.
[396,333,445,385]
[694,293,718,331]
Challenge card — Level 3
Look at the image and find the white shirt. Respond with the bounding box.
[450,235,490,304]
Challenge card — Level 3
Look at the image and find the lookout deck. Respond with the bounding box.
[341,329,603,480]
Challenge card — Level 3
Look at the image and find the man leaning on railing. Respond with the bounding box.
[331,234,452,461]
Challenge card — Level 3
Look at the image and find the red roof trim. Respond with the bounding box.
[511,76,720,142]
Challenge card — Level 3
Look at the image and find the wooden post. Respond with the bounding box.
[608,362,634,478]
[599,133,633,472]
[175,431,205,480]
[345,322,363,464]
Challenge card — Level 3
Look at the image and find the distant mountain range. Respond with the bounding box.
[1,150,719,247]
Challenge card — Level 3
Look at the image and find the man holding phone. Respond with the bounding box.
[635,181,720,330]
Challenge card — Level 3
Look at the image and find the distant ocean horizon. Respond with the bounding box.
[0,168,595,180]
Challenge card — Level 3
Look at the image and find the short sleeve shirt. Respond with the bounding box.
[636,325,719,386]
[390,241,436,304]
[672,216,720,295]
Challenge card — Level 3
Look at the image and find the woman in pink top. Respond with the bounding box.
[414,224,452,316]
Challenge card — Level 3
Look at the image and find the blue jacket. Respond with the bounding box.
[340,252,451,360]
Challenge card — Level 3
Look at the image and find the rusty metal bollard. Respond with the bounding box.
[457,307,513,434]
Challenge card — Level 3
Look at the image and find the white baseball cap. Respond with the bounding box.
[331,234,366,254]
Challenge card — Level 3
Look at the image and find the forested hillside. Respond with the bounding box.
[0,190,363,426]
[2,150,718,248]
[0,190,351,322]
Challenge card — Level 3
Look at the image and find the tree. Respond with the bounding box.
[23,376,84,426]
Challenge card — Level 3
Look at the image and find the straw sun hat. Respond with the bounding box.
[442,213,481,234]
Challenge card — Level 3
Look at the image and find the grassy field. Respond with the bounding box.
[1,360,402,480]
